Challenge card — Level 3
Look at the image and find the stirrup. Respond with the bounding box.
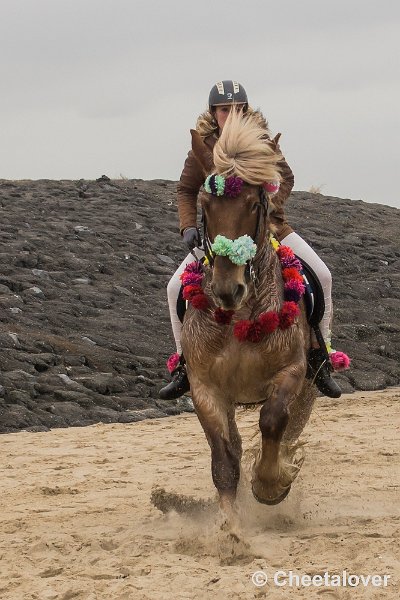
[307,347,342,398]
[159,363,190,401]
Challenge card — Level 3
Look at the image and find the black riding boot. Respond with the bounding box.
[159,363,190,400]
[307,348,342,398]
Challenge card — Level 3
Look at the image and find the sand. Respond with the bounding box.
[0,389,399,600]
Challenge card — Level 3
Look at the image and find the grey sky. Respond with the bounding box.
[1,0,399,208]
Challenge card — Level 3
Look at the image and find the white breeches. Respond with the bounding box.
[166,233,332,354]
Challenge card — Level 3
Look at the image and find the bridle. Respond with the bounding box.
[201,186,269,290]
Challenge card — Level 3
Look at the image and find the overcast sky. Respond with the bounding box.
[1,0,399,208]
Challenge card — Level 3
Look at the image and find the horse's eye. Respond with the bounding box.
[251,202,259,213]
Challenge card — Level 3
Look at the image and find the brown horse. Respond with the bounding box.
[181,110,315,517]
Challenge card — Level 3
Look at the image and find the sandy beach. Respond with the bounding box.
[0,388,398,599]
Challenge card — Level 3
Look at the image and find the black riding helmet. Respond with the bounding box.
[208,80,248,111]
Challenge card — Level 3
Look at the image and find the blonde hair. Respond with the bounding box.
[213,109,282,185]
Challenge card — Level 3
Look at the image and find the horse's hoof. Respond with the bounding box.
[252,484,291,505]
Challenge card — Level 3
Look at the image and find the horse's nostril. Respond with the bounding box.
[233,284,246,302]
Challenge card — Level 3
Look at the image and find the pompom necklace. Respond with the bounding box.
[179,238,305,344]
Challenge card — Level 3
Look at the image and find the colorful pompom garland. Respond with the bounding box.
[204,174,244,198]
[179,240,305,344]
[204,173,280,199]
[166,239,350,372]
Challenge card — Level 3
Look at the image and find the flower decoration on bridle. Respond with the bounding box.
[204,174,244,198]
[211,234,257,266]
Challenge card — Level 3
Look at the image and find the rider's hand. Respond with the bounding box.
[183,227,201,252]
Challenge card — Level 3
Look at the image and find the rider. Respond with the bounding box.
[159,80,342,400]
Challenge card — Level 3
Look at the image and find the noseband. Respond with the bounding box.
[202,187,269,288]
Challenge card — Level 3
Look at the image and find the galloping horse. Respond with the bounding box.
[180,109,315,515]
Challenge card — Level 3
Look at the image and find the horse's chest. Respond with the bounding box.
[203,342,282,403]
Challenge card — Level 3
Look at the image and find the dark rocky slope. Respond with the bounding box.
[0,178,399,433]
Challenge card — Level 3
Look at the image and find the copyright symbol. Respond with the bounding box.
[252,571,268,587]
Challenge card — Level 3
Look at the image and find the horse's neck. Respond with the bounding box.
[249,238,283,316]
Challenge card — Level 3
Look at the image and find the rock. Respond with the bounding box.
[81,336,97,345]
[0,180,399,433]
[74,225,91,234]
[31,269,51,279]
[25,286,44,297]
[74,373,127,395]
[346,369,390,391]
[113,285,132,296]
[157,254,175,265]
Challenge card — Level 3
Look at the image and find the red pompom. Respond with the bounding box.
[182,284,203,301]
[258,311,279,333]
[214,308,234,325]
[277,245,295,261]
[246,321,264,343]
[282,267,303,283]
[279,301,300,329]
[233,320,251,341]
[191,293,209,310]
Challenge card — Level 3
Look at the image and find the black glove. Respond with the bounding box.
[183,227,201,251]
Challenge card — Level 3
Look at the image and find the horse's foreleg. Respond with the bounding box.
[252,369,304,505]
[192,389,241,514]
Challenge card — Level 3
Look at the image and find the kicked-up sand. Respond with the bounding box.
[0,389,399,599]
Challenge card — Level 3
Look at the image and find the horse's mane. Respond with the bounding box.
[195,106,268,138]
[213,109,282,185]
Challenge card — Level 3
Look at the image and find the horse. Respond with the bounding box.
[180,109,316,518]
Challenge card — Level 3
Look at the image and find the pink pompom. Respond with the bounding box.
[166,352,180,374]
[184,261,204,275]
[263,181,280,195]
[180,272,204,286]
[284,279,306,302]
[330,351,351,371]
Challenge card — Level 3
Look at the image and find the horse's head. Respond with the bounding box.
[191,109,282,311]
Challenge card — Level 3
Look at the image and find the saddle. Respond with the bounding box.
[177,256,325,329]
[298,257,325,328]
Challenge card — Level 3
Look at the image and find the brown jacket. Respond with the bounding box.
[177,110,294,241]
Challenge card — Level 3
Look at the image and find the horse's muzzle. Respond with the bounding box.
[211,281,246,310]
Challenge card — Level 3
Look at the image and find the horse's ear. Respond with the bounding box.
[271,133,281,151]
[190,129,214,174]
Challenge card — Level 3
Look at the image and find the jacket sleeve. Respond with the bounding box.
[177,149,205,234]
